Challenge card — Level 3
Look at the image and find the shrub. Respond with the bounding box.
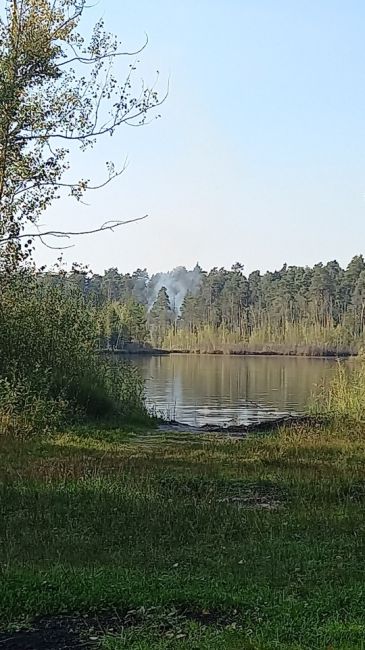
[0,374,70,436]
[0,273,148,434]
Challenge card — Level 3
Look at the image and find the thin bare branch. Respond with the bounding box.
[0,215,148,247]
[58,34,149,67]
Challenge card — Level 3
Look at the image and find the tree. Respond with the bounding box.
[96,299,148,350]
[131,268,149,305]
[0,0,164,268]
[181,290,199,332]
[343,255,365,311]
[101,268,126,303]
[119,300,149,345]
[149,286,173,346]
[220,266,249,335]
[352,270,365,335]
[40,257,365,353]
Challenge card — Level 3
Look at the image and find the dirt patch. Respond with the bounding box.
[218,493,282,510]
[217,481,284,510]
[158,476,285,510]
[182,607,242,627]
[0,623,87,649]
[0,608,245,649]
[0,614,118,650]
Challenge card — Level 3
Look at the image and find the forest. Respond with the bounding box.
[50,254,365,355]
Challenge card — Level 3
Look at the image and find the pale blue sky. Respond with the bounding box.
[36,0,365,275]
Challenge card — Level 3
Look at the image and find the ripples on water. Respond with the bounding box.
[131,354,338,427]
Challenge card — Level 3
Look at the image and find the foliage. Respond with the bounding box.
[0,273,148,433]
[96,300,149,350]
[95,359,148,422]
[0,374,70,436]
[48,255,365,354]
[0,0,162,267]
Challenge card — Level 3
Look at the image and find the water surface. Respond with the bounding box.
[132,354,338,426]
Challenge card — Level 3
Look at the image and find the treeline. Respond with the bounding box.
[46,255,365,355]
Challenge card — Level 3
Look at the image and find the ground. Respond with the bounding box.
[0,423,365,649]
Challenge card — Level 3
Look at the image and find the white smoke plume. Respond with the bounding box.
[147,265,203,313]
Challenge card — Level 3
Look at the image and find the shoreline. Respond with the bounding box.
[100,347,357,359]
[166,348,354,358]
[158,414,324,436]
[99,348,170,356]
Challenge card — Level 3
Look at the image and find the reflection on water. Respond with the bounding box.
[132,354,338,426]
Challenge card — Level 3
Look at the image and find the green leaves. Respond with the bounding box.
[0,0,163,268]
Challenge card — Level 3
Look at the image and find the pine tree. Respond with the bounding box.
[149,287,173,346]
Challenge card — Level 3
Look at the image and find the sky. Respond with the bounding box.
[35,0,365,276]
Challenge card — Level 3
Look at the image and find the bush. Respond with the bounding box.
[0,374,70,436]
[0,273,148,434]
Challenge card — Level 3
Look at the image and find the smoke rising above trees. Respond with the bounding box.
[43,255,365,353]
[147,264,203,312]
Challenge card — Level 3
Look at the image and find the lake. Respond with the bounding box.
[132,354,339,426]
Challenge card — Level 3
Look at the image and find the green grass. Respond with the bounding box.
[1,422,365,648]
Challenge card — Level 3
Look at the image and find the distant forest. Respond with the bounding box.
[45,255,365,355]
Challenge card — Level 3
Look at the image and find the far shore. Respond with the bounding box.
[166,348,355,358]
[101,347,357,359]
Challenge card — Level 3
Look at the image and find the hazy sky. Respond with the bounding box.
[36,0,365,275]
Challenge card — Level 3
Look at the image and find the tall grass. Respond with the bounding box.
[0,273,148,434]
[164,323,356,356]
[312,359,365,421]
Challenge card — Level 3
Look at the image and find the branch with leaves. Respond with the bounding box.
[0,0,165,269]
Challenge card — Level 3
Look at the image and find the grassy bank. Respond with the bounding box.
[1,422,365,649]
